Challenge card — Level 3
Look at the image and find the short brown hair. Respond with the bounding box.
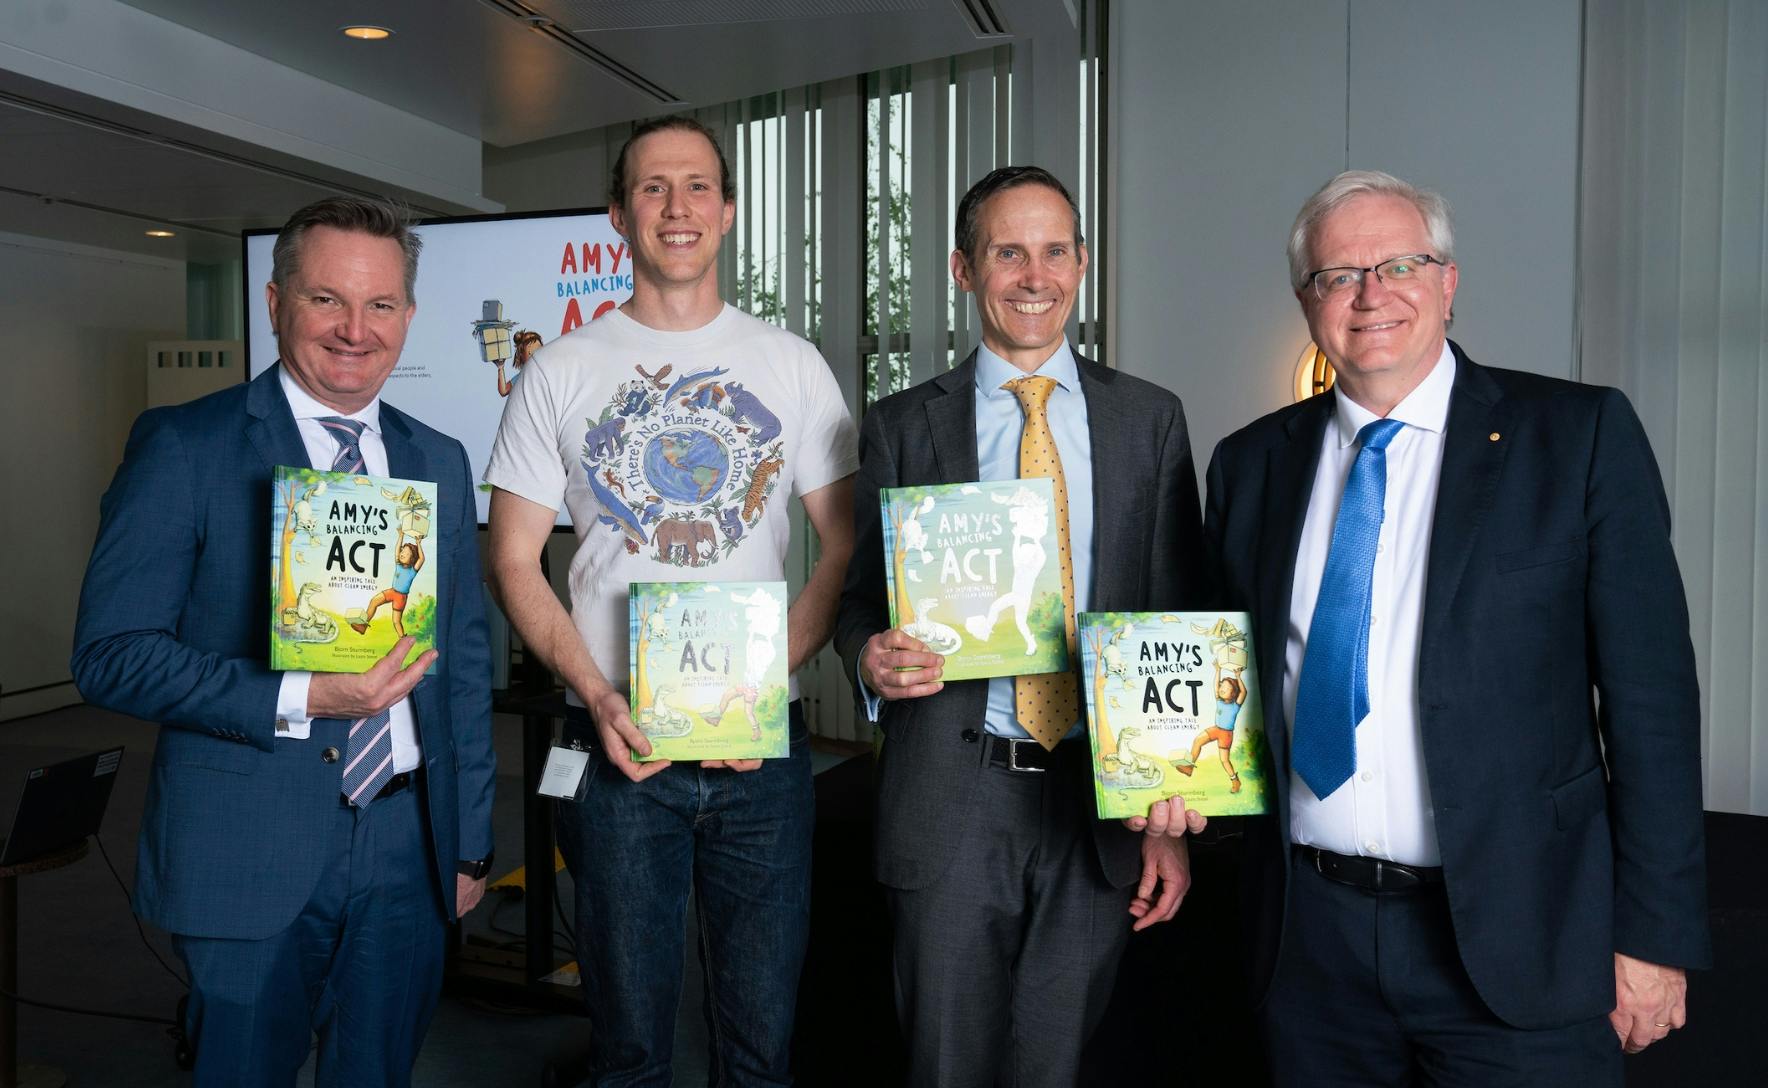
[608,116,735,208]
[954,166,1084,265]
[272,196,421,302]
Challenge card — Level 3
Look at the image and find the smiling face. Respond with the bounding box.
[952,183,1088,372]
[609,126,735,298]
[1299,193,1457,408]
[266,225,415,414]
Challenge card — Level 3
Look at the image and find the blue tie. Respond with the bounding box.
[317,416,367,473]
[1291,418,1405,800]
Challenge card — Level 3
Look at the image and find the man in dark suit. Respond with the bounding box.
[72,197,495,1088]
[836,166,1207,1085]
[1204,170,1710,1085]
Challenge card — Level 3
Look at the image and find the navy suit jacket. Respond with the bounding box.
[836,352,1203,891]
[1203,343,1711,1029]
[73,365,495,940]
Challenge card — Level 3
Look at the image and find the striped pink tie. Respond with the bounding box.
[340,710,395,806]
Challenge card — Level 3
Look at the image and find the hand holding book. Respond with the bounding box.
[305,636,435,719]
[578,681,671,783]
[858,628,947,700]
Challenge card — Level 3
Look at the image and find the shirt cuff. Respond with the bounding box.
[855,662,884,723]
[276,671,314,739]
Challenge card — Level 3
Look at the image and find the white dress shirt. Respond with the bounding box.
[1283,342,1455,866]
[274,368,423,774]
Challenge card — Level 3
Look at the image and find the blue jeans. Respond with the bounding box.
[558,701,813,1087]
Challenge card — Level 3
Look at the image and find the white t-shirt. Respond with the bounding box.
[484,304,858,700]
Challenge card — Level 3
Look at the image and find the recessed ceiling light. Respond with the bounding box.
[145,229,176,238]
[340,25,393,40]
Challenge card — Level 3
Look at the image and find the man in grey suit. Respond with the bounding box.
[836,166,1207,1085]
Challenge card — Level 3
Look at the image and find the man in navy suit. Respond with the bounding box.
[1204,170,1711,1085]
[72,197,495,1088]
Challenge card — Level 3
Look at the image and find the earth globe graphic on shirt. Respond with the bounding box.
[642,428,730,504]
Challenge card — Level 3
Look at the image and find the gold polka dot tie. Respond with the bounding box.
[1005,375,1079,750]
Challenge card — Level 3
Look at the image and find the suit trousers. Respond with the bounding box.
[172,781,447,1088]
[1261,851,1622,1087]
[886,740,1133,1088]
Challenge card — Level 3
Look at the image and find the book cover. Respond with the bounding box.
[270,466,439,673]
[628,581,790,761]
[879,479,1068,682]
[1077,611,1270,819]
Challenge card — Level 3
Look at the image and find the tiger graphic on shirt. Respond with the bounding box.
[578,364,785,566]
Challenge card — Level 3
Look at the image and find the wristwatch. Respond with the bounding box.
[457,853,494,880]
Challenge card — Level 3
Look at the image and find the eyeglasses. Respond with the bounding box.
[1306,254,1445,300]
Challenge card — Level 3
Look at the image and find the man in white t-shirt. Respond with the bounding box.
[485,116,857,1086]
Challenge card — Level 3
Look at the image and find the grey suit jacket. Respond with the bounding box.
[836,351,1203,890]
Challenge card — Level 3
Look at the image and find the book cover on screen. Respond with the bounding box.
[879,479,1068,682]
[1077,611,1270,819]
[628,581,790,762]
[270,466,439,674]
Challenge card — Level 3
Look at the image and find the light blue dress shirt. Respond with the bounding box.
[860,342,1095,740]
[973,342,1094,739]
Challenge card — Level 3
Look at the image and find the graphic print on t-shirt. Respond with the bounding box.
[579,364,785,566]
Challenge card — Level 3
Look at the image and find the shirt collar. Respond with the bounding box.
[975,339,1080,399]
[1329,340,1455,447]
[279,365,382,434]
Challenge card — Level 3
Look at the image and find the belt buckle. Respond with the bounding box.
[1007,738,1046,773]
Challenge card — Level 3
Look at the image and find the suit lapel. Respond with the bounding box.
[1077,358,1136,604]
[244,365,311,471]
[371,402,439,735]
[1420,349,1509,660]
[924,354,980,484]
[378,403,429,485]
[1259,395,1333,783]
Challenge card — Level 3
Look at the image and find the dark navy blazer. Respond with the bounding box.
[73,365,495,940]
[1203,343,1712,1029]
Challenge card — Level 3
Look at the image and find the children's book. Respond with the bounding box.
[269,466,438,673]
[628,581,790,762]
[879,479,1068,682]
[1077,611,1270,819]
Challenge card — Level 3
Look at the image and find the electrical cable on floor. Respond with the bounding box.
[4,833,192,1028]
[553,864,578,962]
[94,833,189,988]
[0,986,178,1026]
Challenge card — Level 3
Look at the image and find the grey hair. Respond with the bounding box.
[271,196,422,304]
[1286,170,1454,292]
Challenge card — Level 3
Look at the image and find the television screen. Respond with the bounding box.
[245,208,633,525]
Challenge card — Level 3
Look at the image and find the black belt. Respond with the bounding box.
[1296,845,1443,895]
[342,769,419,806]
[983,735,1063,773]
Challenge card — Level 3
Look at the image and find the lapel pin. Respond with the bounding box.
[1488,432,1501,442]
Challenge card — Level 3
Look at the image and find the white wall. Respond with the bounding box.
[1108,0,1584,464]
[0,231,184,718]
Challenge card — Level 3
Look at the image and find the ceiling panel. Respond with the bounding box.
[116,0,1001,145]
[531,0,929,31]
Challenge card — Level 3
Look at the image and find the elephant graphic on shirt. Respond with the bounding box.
[654,517,717,566]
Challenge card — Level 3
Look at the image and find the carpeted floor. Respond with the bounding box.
[3,705,1762,1086]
